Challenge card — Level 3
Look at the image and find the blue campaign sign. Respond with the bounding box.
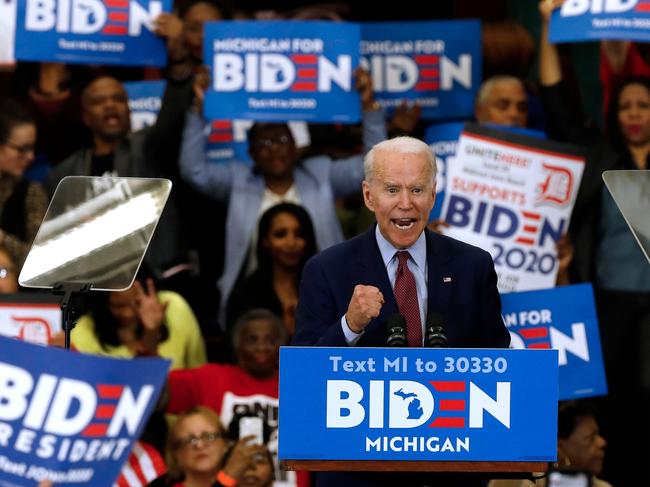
[549,0,650,43]
[204,21,360,123]
[0,336,170,486]
[123,80,166,131]
[204,120,252,165]
[361,21,481,120]
[279,347,557,462]
[501,284,607,400]
[15,0,170,66]
[425,122,464,221]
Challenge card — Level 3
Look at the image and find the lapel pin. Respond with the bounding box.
[443,277,452,283]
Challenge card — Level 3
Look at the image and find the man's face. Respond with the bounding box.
[82,77,130,141]
[249,124,297,178]
[363,150,436,249]
[475,79,528,127]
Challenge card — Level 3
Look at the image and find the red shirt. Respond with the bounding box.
[168,364,278,418]
[167,365,309,487]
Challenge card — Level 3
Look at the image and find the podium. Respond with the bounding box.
[279,347,558,474]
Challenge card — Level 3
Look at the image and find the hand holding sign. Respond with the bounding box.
[355,67,377,112]
[153,12,187,64]
[539,0,564,25]
[555,233,574,286]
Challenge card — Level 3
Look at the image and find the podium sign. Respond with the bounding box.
[279,347,557,462]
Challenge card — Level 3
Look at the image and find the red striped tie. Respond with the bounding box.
[394,251,422,347]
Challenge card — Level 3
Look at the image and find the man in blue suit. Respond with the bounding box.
[293,135,510,486]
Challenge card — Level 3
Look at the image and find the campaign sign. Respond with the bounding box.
[549,0,650,43]
[279,347,558,461]
[361,21,481,120]
[0,294,62,346]
[440,124,585,293]
[425,122,463,221]
[204,120,254,165]
[501,284,607,400]
[15,0,171,66]
[204,21,360,122]
[425,123,546,221]
[123,80,166,131]
[0,336,170,486]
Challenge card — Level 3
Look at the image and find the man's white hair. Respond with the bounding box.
[475,74,524,110]
[364,136,437,184]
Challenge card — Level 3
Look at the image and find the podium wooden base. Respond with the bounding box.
[282,460,548,473]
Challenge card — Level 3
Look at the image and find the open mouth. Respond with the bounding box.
[253,354,272,365]
[626,124,642,135]
[104,114,122,126]
[392,218,416,230]
[241,475,261,485]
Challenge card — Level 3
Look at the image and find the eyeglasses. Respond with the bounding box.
[0,267,15,279]
[5,142,35,155]
[176,431,223,448]
[252,135,291,149]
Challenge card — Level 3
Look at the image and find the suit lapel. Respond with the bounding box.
[426,230,454,318]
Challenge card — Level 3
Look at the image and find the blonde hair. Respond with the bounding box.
[165,406,227,480]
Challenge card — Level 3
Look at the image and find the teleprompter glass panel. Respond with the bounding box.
[19,176,171,291]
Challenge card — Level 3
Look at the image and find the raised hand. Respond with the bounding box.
[222,438,269,480]
[539,0,564,25]
[133,278,168,354]
[345,285,384,333]
[354,67,377,112]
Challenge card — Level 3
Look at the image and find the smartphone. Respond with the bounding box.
[548,471,591,487]
[239,416,264,445]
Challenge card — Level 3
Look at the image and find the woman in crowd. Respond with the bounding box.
[540,1,650,483]
[0,99,48,270]
[71,269,206,370]
[166,309,308,487]
[227,203,317,338]
[69,269,206,452]
[151,406,268,487]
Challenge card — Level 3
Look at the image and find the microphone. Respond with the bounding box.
[386,313,407,347]
[425,313,448,348]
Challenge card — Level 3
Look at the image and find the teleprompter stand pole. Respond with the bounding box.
[53,283,92,350]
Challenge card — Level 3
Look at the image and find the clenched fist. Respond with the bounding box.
[345,285,384,333]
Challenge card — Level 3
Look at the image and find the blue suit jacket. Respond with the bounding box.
[293,227,510,349]
[292,228,509,486]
